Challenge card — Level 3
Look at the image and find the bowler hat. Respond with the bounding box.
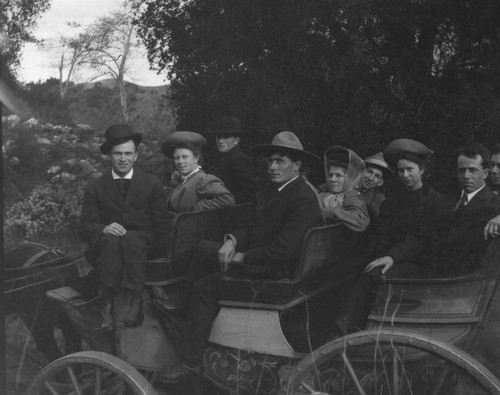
[100,124,143,154]
[364,152,393,179]
[161,131,207,157]
[207,116,241,136]
[252,131,320,163]
[383,138,433,167]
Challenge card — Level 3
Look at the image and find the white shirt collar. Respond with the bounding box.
[182,166,201,184]
[462,184,485,203]
[278,175,299,192]
[112,169,133,179]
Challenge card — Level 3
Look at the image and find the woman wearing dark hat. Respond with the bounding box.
[317,146,370,231]
[207,116,257,203]
[365,139,443,276]
[161,131,235,215]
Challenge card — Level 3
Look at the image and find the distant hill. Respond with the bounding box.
[63,78,177,138]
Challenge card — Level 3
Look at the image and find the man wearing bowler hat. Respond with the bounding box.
[207,116,257,203]
[356,152,392,219]
[158,131,322,382]
[80,124,170,329]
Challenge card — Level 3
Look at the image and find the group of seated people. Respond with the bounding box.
[79,119,500,382]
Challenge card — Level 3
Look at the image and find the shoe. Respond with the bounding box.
[119,296,144,328]
[156,362,201,383]
[100,301,113,330]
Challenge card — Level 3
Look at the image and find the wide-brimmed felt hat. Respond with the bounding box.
[252,131,320,163]
[161,131,207,157]
[364,152,393,179]
[383,138,433,166]
[100,124,143,154]
[207,116,241,136]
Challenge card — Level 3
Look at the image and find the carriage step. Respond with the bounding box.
[46,286,88,306]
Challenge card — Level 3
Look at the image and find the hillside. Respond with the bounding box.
[63,79,177,138]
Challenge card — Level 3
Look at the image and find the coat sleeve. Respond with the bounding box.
[191,174,235,211]
[79,182,106,246]
[330,190,370,232]
[242,192,321,267]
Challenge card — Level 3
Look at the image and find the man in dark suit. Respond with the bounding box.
[207,116,257,203]
[80,124,170,329]
[158,131,322,382]
[366,144,500,277]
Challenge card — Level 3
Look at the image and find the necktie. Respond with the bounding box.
[115,178,127,199]
[454,194,468,212]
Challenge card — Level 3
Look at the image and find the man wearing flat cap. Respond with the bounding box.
[207,116,257,203]
[80,124,170,329]
[159,131,321,382]
[356,152,392,219]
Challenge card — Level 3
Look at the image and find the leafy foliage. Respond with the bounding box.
[136,0,500,186]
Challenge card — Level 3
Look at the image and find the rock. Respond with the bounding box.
[79,159,94,174]
[64,158,79,168]
[24,118,39,127]
[47,166,61,175]
[9,157,20,166]
[60,172,76,183]
[36,137,51,145]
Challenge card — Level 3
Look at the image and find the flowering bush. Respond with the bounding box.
[5,183,83,241]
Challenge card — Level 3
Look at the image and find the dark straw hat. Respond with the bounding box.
[364,152,393,179]
[252,131,320,163]
[100,124,143,154]
[161,131,207,157]
[207,116,241,136]
[383,138,433,165]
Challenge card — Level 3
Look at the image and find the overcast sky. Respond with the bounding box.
[18,0,168,86]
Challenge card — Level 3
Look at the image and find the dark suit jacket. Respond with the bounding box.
[213,145,257,204]
[231,176,321,279]
[390,185,500,275]
[80,169,170,247]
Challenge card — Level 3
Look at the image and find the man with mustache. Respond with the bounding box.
[158,131,321,382]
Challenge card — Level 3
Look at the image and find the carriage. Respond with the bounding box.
[14,204,500,394]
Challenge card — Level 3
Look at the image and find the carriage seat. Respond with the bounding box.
[146,203,255,286]
[219,224,373,310]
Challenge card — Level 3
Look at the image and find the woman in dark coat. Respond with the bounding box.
[367,139,443,276]
[207,116,257,204]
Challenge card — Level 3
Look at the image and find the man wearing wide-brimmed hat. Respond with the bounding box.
[158,131,322,382]
[80,124,170,330]
[356,152,392,219]
[207,116,257,203]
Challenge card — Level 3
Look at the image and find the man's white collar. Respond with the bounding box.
[278,175,299,192]
[112,169,133,179]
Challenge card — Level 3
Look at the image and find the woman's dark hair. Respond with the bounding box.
[395,152,428,170]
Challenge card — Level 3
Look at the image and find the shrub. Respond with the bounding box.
[5,183,83,242]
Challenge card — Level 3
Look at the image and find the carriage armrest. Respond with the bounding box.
[46,286,88,306]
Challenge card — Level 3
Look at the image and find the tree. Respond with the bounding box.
[0,0,50,79]
[136,0,500,189]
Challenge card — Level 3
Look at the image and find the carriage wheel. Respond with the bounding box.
[283,330,500,395]
[28,351,158,395]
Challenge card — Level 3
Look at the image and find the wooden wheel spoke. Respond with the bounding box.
[93,366,102,395]
[67,366,83,395]
[392,345,400,395]
[341,351,367,395]
[43,380,60,395]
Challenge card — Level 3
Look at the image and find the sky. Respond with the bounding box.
[18,0,168,86]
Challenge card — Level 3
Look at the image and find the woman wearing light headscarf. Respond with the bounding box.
[317,146,370,232]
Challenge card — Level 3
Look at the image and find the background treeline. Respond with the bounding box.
[136,0,500,191]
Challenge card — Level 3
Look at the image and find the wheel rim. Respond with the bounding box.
[28,351,158,395]
[285,330,500,395]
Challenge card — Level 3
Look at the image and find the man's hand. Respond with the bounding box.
[218,239,236,272]
[103,222,127,237]
[484,215,500,240]
[365,256,394,274]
